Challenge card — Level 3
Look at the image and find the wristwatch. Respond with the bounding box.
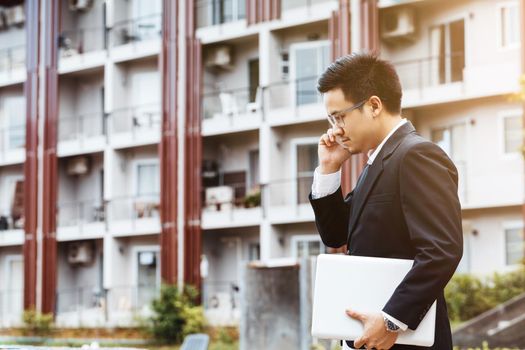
[383,316,401,333]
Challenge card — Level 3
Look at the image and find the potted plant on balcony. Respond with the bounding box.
[243,186,261,208]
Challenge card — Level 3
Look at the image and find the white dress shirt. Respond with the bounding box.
[311,118,409,332]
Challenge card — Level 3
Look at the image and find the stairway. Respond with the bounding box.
[452,292,525,348]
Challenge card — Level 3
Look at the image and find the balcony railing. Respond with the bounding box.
[55,285,160,326]
[58,111,106,142]
[264,75,322,111]
[57,199,106,228]
[196,0,246,28]
[59,27,106,57]
[108,193,160,222]
[263,174,314,208]
[109,103,161,135]
[202,86,261,120]
[0,124,26,154]
[108,14,162,47]
[0,45,25,76]
[392,52,465,92]
[281,0,334,12]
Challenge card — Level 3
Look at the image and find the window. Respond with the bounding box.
[290,41,330,106]
[4,96,25,150]
[505,226,524,265]
[296,143,318,204]
[136,162,160,196]
[503,113,522,154]
[136,249,160,307]
[248,242,260,261]
[500,3,520,48]
[292,235,326,258]
[430,19,465,85]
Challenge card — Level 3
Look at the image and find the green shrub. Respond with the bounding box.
[149,284,206,344]
[21,309,54,336]
[446,267,525,323]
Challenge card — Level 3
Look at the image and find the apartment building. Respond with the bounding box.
[0,0,523,329]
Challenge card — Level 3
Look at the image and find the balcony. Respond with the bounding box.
[0,45,25,86]
[202,183,262,229]
[56,199,106,241]
[280,0,337,22]
[263,175,315,224]
[0,124,25,165]
[109,103,161,148]
[0,213,24,246]
[108,194,161,237]
[108,14,162,61]
[202,86,262,135]
[58,112,106,156]
[264,76,326,126]
[393,56,519,108]
[55,285,159,328]
[58,27,106,73]
[196,0,246,29]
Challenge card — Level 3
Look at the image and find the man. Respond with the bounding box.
[308,52,463,350]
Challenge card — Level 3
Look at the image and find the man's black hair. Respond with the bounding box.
[317,52,402,114]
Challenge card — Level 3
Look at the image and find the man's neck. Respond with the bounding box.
[370,115,403,152]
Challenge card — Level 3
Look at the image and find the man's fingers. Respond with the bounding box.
[346,308,366,322]
[354,336,366,349]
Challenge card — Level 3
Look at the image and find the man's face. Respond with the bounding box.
[323,88,378,154]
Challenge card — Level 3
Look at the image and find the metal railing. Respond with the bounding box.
[203,181,260,216]
[202,86,260,120]
[59,27,106,57]
[109,103,161,135]
[108,13,162,47]
[0,124,26,154]
[196,0,246,28]
[58,111,106,142]
[57,199,106,228]
[0,45,25,75]
[108,193,160,222]
[263,75,323,111]
[392,52,465,91]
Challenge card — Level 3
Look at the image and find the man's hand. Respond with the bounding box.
[346,309,399,350]
[318,126,352,174]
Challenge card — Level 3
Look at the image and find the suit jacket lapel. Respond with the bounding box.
[346,121,417,244]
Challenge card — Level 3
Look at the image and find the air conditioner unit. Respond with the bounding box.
[381,6,417,44]
[67,156,90,176]
[68,241,94,264]
[69,0,94,11]
[5,5,24,27]
[205,45,233,70]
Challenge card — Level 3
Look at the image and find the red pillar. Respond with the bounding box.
[23,0,40,311]
[41,0,60,315]
[159,0,179,284]
[183,0,203,293]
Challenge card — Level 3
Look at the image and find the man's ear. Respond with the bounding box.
[369,95,383,118]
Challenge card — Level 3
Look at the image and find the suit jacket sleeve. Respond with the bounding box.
[309,186,353,248]
[382,141,463,330]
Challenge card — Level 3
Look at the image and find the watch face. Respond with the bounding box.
[387,319,400,331]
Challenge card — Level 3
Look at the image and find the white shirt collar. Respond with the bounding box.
[367,118,408,165]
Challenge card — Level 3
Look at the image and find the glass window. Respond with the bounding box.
[294,237,326,258]
[137,250,160,307]
[137,163,160,196]
[503,114,522,154]
[296,143,318,204]
[505,227,524,265]
[501,4,520,48]
[292,42,329,106]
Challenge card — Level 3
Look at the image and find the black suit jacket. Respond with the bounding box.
[309,121,463,350]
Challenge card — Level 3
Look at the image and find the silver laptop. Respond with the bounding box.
[311,254,436,347]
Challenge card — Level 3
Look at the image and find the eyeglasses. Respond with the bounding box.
[326,99,367,127]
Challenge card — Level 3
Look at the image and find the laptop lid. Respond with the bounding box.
[311,254,436,347]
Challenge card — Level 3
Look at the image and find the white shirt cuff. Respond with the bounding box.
[382,311,408,331]
[311,166,341,199]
